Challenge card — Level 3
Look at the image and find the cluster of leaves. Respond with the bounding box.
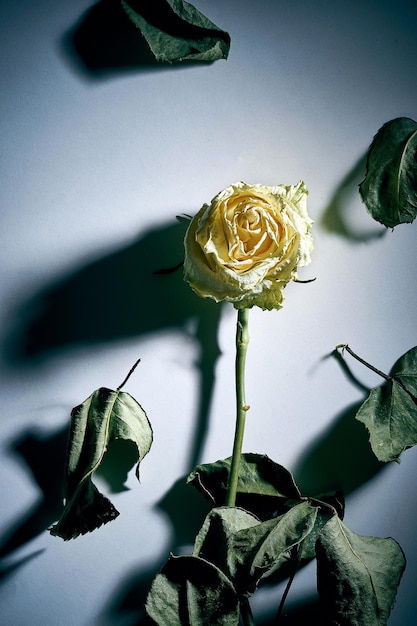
[146,454,405,625]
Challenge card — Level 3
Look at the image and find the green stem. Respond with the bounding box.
[226,308,250,507]
[226,308,254,625]
[275,545,302,624]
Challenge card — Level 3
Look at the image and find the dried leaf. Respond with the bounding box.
[145,554,239,626]
[193,503,317,596]
[360,117,417,227]
[187,453,301,520]
[317,516,405,625]
[50,387,152,539]
[356,347,417,462]
[121,0,230,63]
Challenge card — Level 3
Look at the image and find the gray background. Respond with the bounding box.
[1,0,416,624]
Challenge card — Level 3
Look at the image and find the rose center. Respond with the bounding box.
[236,208,263,241]
[231,205,281,260]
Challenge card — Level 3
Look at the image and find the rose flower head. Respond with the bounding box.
[183,180,313,310]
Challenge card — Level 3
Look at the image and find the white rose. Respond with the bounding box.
[183,181,313,310]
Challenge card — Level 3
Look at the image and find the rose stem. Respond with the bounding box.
[226,307,250,507]
[226,309,255,626]
[225,308,254,623]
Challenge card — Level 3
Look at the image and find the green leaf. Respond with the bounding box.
[50,387,152,540]
[359,117,417,227]
[145,554,239,626]
[121,0,230,63]
[355,346,417,462]
[192,506,260,590]
[316,516,405,625]
[187,453,301,520]
[194,506,260,557]
[228,502,318,594]
[295,495,340,561]
[193,502,339,594]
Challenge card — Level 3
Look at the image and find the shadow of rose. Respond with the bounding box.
[0,218,222,581]
[6,218,221,365]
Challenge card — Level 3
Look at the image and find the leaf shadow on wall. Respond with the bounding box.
[0,218,222,575]
[293,349,385,497]
[0,425,159,572]
[320,153,386,243]
[0,425,68,567]
[60,0,212,79]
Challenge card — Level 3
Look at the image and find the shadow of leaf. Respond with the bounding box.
[257,595,325,625]
[293,401,385,498]
[98,476,213,625]
[0,426,67,562]
[0,550,45,584]
[96,438,142,493]
[0,427,158,571]
[98,561,161,626]
[293,351,385,498]
[156,475,212,549]
[320,153,386,242]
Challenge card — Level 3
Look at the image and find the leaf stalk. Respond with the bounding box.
[336,344,390,381]
[117,358,141,391]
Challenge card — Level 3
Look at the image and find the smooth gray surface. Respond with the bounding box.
[1,1,417,624]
